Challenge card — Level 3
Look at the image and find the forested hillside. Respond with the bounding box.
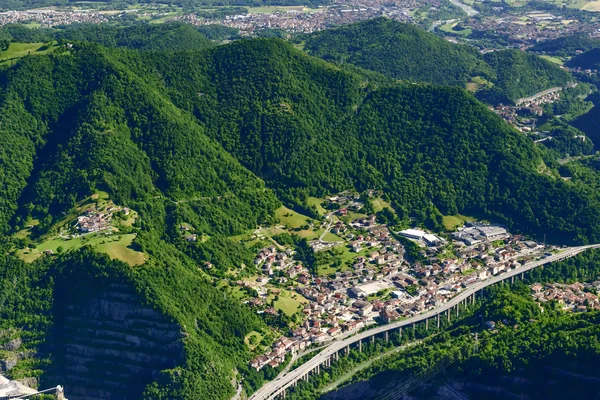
[0,44,278,238]
[0,23,218,51]
[303,18,490,87]
[127,39,600,242]
[303,18,489,87]
[1,35,600,400]
[303,18,572,104]
[567,47,600,70]
[530,34,600,57]
[478,49,573,103]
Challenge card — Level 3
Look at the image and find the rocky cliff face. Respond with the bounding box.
[51,283,185,400]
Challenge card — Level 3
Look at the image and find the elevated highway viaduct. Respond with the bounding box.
[250,245,600,400]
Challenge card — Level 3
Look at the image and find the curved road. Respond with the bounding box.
[250,245,600,400]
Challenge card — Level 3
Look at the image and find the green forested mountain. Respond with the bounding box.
[303,18,572,104]
[530,34,600,57]
[477,49,573,103]
[303,18,491,87]
[55,23,215,51]
[0,35,600,400]
[0,44,277,237]
[126,39,599,242]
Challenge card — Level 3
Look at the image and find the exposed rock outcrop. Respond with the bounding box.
[52,283,185,400]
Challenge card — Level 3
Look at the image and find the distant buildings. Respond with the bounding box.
[452,224,508,245]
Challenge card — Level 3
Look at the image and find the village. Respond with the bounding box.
[244,191,553,371]
[530,281,600,311]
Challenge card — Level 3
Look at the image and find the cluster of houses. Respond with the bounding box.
[531,282,600,312]
[254,245,297,278]
[74,206,128,234]
[0,9,110,27]
[247,205,553,371]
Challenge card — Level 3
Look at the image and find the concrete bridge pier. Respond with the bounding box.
[425,318,429,330]
[359,340,362,352]
[447,309,450,323]
[345,345,350,355]
[511,276,514,284]
[437,313,440,328]
[385,331,389,342]
[398,327,402,337]
[456,305,459,317]
[317,364,320,374]
[412,322,416,334]
[521,272,525,279]
[371,335,375,344]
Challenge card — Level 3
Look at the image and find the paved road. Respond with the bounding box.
[250,245,600,400]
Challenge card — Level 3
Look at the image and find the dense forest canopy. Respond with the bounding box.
[530,34,600,57]
[303,18,573,104]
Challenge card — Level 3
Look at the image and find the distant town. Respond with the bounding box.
[239,190,556,371]
[3,0,599,48]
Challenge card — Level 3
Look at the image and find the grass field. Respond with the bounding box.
[540,55,565,65]
[275,206,313,229]
[18,233,144,266]
[442,214,476,231]
[307,197,326,215]
[270,289,308,316]
[439,22,472,37]
[466,76,493,92]
[316,244,367,275]
[0,42,57,66]
[371,197,394,214]
[322,231,343,242]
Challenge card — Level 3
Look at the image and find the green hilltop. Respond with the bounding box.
[303,18,572,104]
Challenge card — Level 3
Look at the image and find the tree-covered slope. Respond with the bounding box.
[303,18,572,104]
[55,23,215,51]
[530,34,600,57]
[479,49,573,102]
[0,45,278,236]
[126,39,600,242]
[303,17,490,87]
[567,47,600,70]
